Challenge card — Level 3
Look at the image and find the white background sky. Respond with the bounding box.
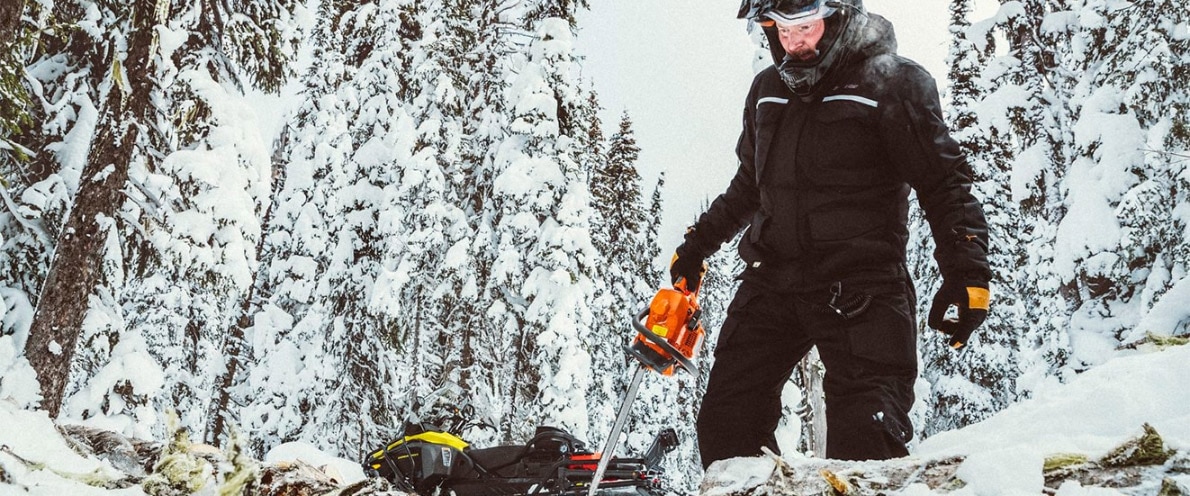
[573,0,998,270]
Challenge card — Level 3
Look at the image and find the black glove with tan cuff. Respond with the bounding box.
[928,280,990,350]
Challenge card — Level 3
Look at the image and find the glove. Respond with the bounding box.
[928,280,990,350]
[669,250,708,294]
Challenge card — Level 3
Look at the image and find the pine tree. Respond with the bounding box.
[914,0,1030,437]
[484,15,599,442]
[109,0,300,438]
[0,0,33,165]
[446,0,522,444]
[237,0,412,456]
[1,0,96,352]
[383,0,485,430]
[24,0,167,418]
[1055,0,1190,351]
[588,114,678,470]
[591,113,646,257]
[642,174,665,286]
[1000,0,1076,391]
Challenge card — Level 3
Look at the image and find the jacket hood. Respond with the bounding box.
[852,13,897,62]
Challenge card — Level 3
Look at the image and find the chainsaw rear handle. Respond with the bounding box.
[631,308,698,375]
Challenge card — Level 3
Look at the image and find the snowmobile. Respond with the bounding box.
[363,420,679,495]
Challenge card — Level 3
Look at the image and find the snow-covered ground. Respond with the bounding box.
[704,342,1190,495]
[2,342,1188,495]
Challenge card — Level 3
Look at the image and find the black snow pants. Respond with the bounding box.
[696,277,918,468]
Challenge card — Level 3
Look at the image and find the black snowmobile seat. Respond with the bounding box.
[465,426,588,478]
[463,445,525,476]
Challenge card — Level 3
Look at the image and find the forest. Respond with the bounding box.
[0,0,1187,492]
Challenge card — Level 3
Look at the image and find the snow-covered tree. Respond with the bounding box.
[236,0,408,456]
[587,110,659,439]
[484,16,599,442]
[918,0,1189,440]
[25,0,170,419]
[0,0,34,165]
[914,0,1031,437]
[1054,0,1190,360]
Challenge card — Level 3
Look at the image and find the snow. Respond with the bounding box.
[0,333,42,407]
[1125,275,1190,343]
[0,403,134,495]
[3,344,1186,495]
[701,456,780,496]
[917,345,1190,460]
[699,344,1190,494]
[263,441,367,485]
[4,0,1187,494]
[63,329,165,437]
[953,449,1045,496]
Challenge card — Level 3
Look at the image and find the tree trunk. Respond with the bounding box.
[206,130,289,445]
[797,347,827,456]
[0,0,23,46]
[25,0,160,417]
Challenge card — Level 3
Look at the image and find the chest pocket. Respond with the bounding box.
[805,98,886,187]
[753,97,789,184]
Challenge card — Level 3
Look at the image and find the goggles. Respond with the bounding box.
[755,0,838,28]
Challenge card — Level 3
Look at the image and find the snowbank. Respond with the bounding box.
[0,402,392,495]
[0,403,140,495]
[917,343,1190,459]
[264,441,367,485]
[702,344,1190,495]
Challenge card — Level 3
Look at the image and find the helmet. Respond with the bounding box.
[737,0,869,97]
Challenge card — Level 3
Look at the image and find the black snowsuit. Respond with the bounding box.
[680,15,992,466]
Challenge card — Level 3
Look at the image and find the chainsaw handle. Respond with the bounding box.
[672,278,702,303]
[632,308,698,375]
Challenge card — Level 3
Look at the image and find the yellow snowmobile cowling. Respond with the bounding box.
[367,426,470,491]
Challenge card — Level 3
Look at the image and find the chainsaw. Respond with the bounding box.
[587,278,707,495]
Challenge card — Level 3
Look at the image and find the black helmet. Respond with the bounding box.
[737,0,868,97]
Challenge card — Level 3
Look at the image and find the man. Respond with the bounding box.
[669,0,993,466]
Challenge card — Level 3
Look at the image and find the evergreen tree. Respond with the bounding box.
[0,0,34,165]
[25,0,169,418]
[485,16,599,442]
[591,113,646,258]
[642,174,666,286]
[574,90,606,179]
[999,0,1076,389]
[587,115,676,473]
[1,0,98,353]
[917,0,1190,440]
[446,0,521,444]
[110,0,299,439]
[914,0,1030,437]
[1054,0,1190,353]
[385,0,482,429]
[237,0,411,456]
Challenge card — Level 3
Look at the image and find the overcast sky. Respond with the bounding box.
[573,0,998,271]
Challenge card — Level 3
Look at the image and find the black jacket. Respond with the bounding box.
[680,14,991,290]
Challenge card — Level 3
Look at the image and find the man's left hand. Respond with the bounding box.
[928,280,990,350]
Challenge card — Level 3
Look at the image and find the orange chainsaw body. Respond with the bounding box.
[629,286,705,375]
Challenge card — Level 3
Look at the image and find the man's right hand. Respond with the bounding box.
[670,251,708,293]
